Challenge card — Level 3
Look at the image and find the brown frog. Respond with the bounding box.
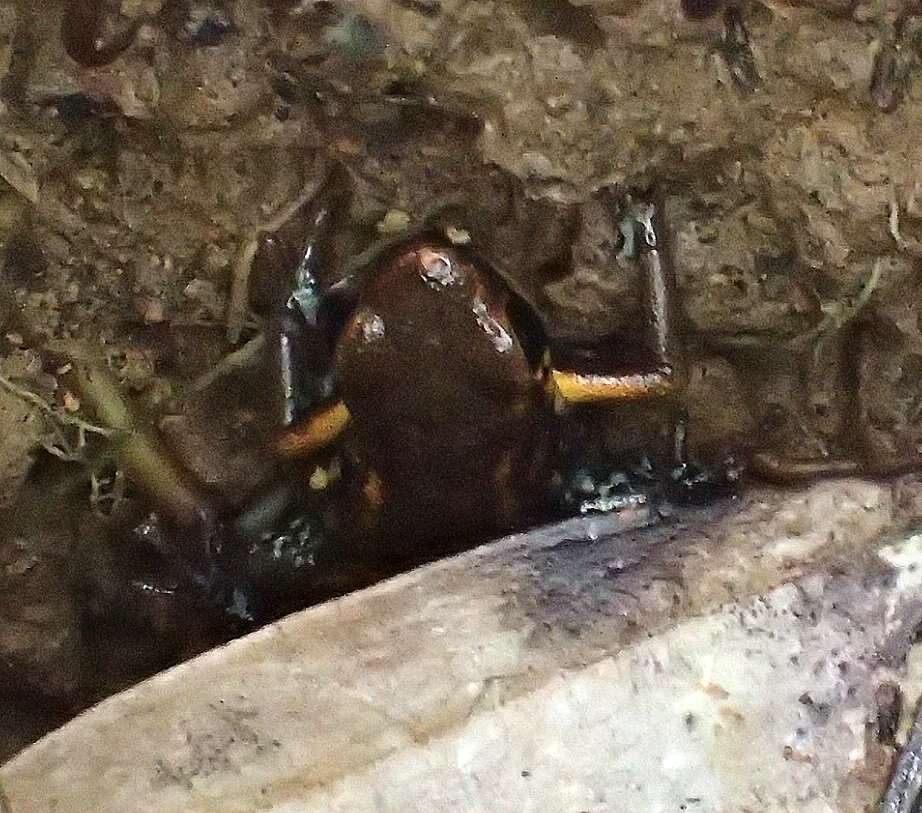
[248,183,728,580]
[62,179,737,624]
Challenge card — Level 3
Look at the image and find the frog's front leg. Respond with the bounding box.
[254,174,394,561]
[258,170,351,429]
[254,169,361,458]
[548,193,740,506]
[546,195,681,406]
[271,256,353,458]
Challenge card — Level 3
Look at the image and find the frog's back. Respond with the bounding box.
[335,244,541,447]
[333,243,551,542]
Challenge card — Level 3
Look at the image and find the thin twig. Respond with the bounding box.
[66,359,212,530]
[794,259,883,351]
[192,332,266,392]
[226,157,330,344]
[0,148,39,204]
[704,261,885,354]
[0,371,120,463]
[888,194,922,256]
[253,159,329,235]
[340,193,466,280]
[0,373,116,438]
[226,234,260,345]
[89,467,126,514]
[890,196,905,249]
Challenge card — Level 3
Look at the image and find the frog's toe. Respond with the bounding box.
[557,464,651,515]
[667,455,744,505]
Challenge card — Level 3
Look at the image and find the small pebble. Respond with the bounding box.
[135,295,165,324]
[309,466,329,491]
[446,226,471,245]
[376,209,411,235]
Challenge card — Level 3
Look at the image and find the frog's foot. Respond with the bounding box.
[153,517,259,624]
[121,504,333,628]
[87,508,258,647]
[240,510,327,588]
[556,459,659,516]
[665,411,743,505]
[667,455,744,505]
[232,467,392,616]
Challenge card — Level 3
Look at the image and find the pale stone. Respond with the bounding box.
[2,480,918,811]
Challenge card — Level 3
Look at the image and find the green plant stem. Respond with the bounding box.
[67,360,211,530]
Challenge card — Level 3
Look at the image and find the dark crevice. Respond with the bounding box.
[510,0,607,51]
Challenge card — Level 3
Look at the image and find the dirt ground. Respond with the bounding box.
[1,0,922,760]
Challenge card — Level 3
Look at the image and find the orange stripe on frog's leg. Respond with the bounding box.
[548,367,676,405]
[276,401,351,457]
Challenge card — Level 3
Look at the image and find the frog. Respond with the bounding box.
[234,173,740,585]
[64,163,922,631]
[59,171,741,627]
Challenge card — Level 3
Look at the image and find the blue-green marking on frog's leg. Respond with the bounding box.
[269,195,356,429]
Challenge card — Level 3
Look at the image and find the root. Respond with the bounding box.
[0,372,117,462]
[748,451,861,483]
[225,234,260,345]
[792,259,882,353]
[192,332,266,393]
[65,358,213,529]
